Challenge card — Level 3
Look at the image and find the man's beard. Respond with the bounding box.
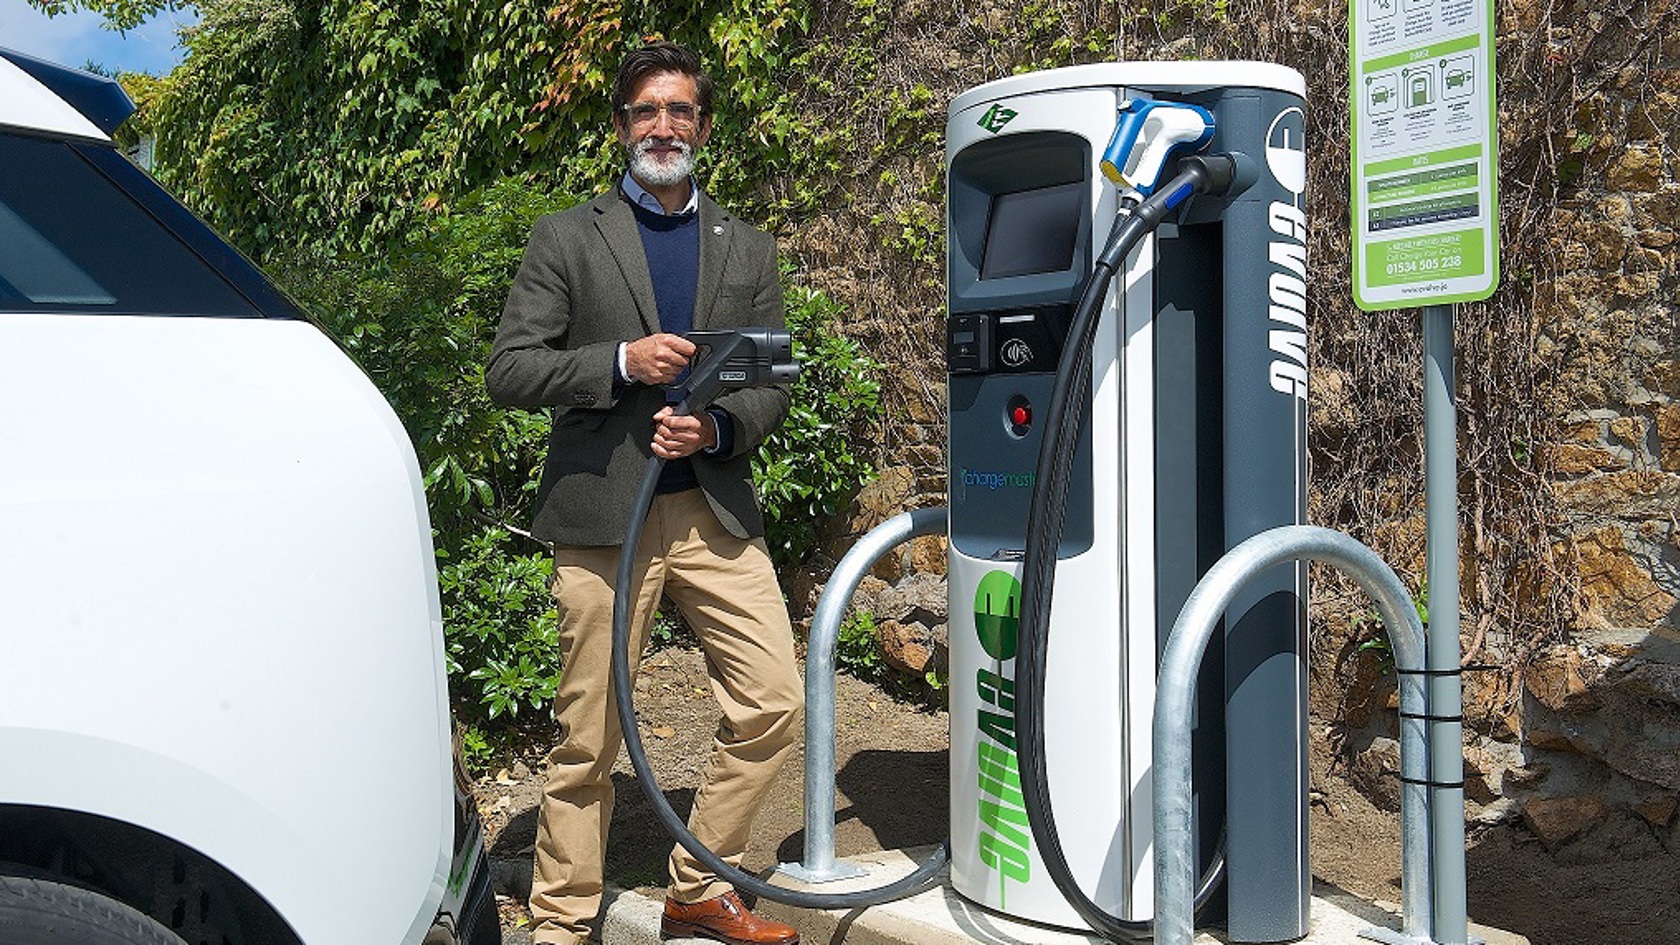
[630,137,695,187]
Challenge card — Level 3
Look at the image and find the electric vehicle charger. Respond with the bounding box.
[1014,154,1244,944]
[608,329,951,910]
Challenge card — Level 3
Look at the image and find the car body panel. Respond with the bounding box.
[0,314,455,943]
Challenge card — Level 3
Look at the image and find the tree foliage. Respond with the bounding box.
[54,0,827,259]
[30,0,183,32]
[37,0,885,728]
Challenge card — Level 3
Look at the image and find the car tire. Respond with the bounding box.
[0,875,186,945]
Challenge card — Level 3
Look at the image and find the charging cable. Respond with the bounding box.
[1015,154,1243,943]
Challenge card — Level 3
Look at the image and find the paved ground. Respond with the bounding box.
[499,847,1530,945]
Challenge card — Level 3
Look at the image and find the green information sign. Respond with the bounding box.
[1350,0,1499,310]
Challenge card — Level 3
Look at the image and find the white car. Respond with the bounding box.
[0,48,498,945]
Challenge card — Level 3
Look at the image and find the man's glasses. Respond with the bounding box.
[621,101,703,129]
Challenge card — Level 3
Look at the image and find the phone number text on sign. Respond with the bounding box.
[1365,229,1483,288]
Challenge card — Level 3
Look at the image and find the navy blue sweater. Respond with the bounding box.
[633,202,700,339]
[630,201,705,494]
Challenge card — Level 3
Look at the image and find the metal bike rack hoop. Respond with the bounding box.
[778,507,948,883]
[1152,525,1445,945]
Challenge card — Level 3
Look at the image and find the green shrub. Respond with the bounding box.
[437,527,558,720]
[648,607,695,650]
[835,609,885,682]
[755,283,884,570]
[457,722,495,771]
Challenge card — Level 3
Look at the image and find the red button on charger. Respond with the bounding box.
[1011,405,1031,427]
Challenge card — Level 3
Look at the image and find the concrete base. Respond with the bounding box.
[597,847,1530,945]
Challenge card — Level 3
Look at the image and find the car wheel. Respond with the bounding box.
[0,875,186,945]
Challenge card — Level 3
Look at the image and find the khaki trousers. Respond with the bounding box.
[528,489,804,945]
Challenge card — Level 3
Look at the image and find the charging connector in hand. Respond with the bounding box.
[670,328,801,413]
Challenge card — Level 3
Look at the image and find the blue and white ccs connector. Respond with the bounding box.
[1099,98,1216,197]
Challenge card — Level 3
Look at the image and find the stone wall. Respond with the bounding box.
[1497,36,1680,851]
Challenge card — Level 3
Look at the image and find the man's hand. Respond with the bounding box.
[651,406,717,459]
[625,333,696,386]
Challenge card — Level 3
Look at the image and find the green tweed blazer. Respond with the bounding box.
[486,188,789,547]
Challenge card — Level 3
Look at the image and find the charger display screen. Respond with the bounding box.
[979,180,1084,280]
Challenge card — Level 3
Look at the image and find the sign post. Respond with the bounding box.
[1352,1,1496,943]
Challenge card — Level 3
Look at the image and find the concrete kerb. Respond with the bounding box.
[597,886,668,945]
[593,847,1531,945]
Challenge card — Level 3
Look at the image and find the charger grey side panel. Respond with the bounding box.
[1216,89,1311,943]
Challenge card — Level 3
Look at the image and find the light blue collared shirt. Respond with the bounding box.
[621,172,699,216]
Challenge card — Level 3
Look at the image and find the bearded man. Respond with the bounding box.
[486,39,803,945]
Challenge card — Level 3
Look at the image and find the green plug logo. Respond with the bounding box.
[977,104,1017,134]
[974,571,1022,660]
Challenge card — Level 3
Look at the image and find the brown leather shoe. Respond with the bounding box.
[661,890,799,945]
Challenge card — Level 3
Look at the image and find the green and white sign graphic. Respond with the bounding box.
[977,103,1018,134]
[1350,0,1499,310]
[974,570,1022,660]
[972,570,1029,902]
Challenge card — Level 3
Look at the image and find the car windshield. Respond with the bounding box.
[0,132,259,317]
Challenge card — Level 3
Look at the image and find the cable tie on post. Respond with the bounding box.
[1397,774,1466,789]
[1394,667,1466,678]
